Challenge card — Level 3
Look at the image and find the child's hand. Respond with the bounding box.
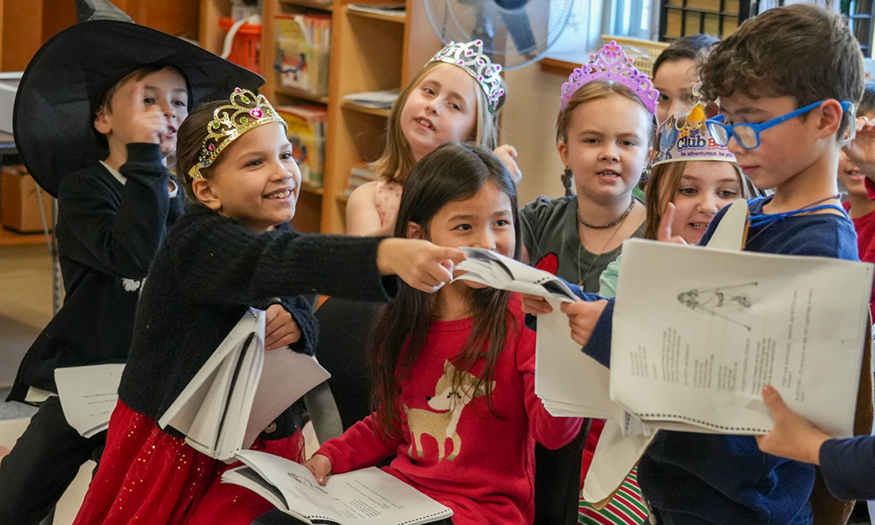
[520,293,552,315]
[128,81,170,152]
[755,385,830,465]
[657,203,689,245]
[376,238,466,293]
[494,144,522,185]
[304,453,332,485]
[264,304,302,351]
[844,116,875,182]
[559,300,607,346]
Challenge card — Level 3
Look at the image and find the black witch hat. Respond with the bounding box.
[14,0,264,197]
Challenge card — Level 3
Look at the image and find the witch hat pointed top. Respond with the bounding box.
[75,0,133,23]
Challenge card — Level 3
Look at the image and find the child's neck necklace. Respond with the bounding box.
[577,196,636,229]
[748,194,845,229]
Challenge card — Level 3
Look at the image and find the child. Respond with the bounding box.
[0,4,262,523]
[651,34,719,124]
[599,105,749,297]
[838,82,875,318]
[304,142,582,525]
[518,41,655,525]
[345,40,520,236]
[71,89,465,525]
[537,5,864,524]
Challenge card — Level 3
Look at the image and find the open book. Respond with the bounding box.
[222,450,453,525]
[55,363,125,438]
[158,308,331,461]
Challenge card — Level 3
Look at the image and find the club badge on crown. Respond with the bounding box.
[188,88,285,180]
[429,40,505,113]
[559,41,659,114]
[652,105,735,166]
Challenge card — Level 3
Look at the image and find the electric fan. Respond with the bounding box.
[424,0,575,70]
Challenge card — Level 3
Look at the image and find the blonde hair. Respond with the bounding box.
[372,62,499,185]
[643,160,750,240]
[555,81,655,145]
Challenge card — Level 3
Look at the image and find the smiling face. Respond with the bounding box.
[558,95,652,204]
[399,63,479,161]
[653,58,700,125]
[664,161,742,244]
[193,122,302,232]
[97,67,189,157]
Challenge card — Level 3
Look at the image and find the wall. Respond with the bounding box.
[502,63,570,205]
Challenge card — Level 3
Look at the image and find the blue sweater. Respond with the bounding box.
[578,197,859,525]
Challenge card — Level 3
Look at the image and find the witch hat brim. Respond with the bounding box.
[14,20,265,197]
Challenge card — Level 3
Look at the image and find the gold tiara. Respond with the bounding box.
[188,88,285,180]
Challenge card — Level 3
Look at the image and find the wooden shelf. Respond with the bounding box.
[335,194,349,204]
[301,182,324,195]
[0,228,50,247]
[341,101,391,118]
[274,86,330,104]
[279,0,333,11]
[345,5,406,24]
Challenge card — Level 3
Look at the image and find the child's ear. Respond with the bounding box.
[406,221,423,239]
[816,100,844,138]
[93,107,111,135]
[557,141,570,167]
[191,178,222,212]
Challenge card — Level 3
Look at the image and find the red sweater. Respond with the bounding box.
[844,199,875,318]
[316,296,582,525]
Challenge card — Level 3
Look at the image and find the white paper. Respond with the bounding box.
[455,247,579,302]
[612,239,873,437]
[54,363,125,438]
[342,88,401,109]
[223,450,453,525]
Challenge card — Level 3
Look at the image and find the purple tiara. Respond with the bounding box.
[559,41,659,114]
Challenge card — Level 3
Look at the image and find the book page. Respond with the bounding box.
[226,450,453,525]
[455,247,579,302]
[54,363,125,438]
[612,239,872,437]
[242,352,331,450]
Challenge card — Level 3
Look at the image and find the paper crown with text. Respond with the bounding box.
[560,40,659,114]
[428,40,505,113]
[652,105,736,166]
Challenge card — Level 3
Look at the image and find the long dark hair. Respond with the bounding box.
[368,142,521,439]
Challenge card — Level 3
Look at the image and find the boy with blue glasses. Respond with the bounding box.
[524,4,865,524]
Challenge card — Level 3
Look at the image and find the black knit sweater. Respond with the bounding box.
[8,143,183,402]
[118,205,398,439]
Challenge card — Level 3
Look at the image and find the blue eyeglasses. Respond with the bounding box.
[705,100,855,150]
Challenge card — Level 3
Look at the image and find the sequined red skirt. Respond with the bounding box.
[73,400,305,525]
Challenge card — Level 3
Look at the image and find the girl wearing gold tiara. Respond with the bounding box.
[346,40,520,237]
[72,89,466,525]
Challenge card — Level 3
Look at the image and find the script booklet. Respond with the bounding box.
[222,450,453,525]
[158,308,331,461]
[55,363,126,438]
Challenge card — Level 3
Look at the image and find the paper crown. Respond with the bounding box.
[188,88,285,180]
[652,105,736,166]
[560,41,659,114]
[428,40,505,113]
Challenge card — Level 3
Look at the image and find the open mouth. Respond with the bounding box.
[264,188,294,200]
[597,169,621,178]
[690,222,710,230]
[414,117,435,130]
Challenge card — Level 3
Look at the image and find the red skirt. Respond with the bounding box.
[73,400,305,525]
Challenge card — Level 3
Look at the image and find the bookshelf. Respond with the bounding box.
[200,0,440,233]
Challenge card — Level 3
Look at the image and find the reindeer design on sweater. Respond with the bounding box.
[403,360,495,462]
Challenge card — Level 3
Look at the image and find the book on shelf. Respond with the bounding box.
[276,105,327,188]
[222,449,453,525]
[275,14,331,98]
[343,163,378,197]
[158,308,331,461]
[342,88,400,109]
[54,363,126,438]
[347,3,406,19]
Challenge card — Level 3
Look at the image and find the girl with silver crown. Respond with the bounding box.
[71,89,467,525]
[345,40,520,237]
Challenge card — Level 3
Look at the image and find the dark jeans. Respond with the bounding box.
[0,396,106,525]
